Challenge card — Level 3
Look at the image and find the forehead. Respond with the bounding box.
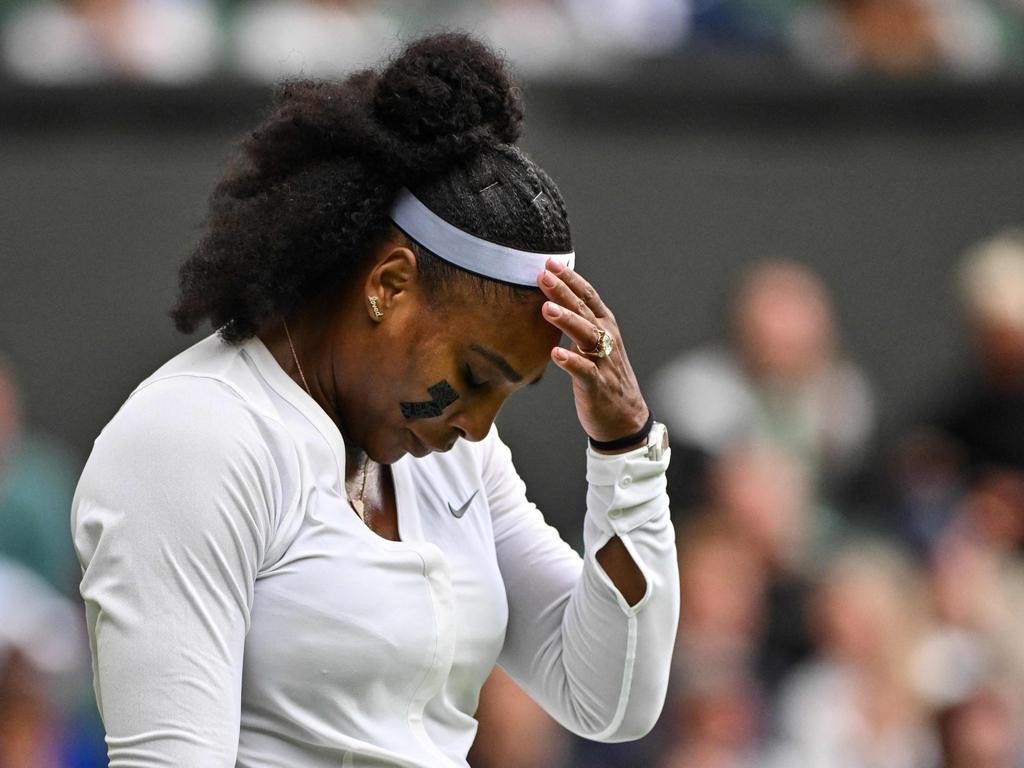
[429,289,557,379]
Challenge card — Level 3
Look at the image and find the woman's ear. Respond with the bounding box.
[365,240,419,321]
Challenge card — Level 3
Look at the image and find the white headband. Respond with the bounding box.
[389,188,575,287]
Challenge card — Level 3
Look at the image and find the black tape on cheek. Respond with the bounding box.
[400,379,460,420]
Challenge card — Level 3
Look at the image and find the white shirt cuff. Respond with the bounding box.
[584,443,671,538]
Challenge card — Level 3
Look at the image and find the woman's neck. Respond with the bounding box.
[257,296,371,475]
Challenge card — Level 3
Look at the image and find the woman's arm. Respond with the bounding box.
[485,259,679,741]
[487,429,678,742]
[72,377,284,767]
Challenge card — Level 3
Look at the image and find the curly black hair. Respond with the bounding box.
[170,33,572,343]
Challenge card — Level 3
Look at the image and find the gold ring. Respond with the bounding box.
[577,328,614,359]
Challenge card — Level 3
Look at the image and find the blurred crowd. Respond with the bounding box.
[469,230,1024,768]
[4,0,1024,84]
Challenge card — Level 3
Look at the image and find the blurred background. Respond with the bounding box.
[2,0,1024,766]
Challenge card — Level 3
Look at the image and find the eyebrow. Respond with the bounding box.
[469,343,524,384]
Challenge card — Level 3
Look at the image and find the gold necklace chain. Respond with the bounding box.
[282,317,311,396]
[351,456,370,521]
[282,317,370,521]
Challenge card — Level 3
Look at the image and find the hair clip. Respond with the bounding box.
[479,181,500,193]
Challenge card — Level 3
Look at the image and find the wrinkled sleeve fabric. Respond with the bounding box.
[72,376,286,767]
[487,429,679,742]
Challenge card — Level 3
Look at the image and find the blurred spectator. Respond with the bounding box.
[660,517,767,768]
[896,229,1024,558]
[0,357,100,763]
[660,677,762,768]
[652,259,876,517]
[890,428,968,560]
[469,666,569,768]
[690,0,801,49]
[915,523,1024,711]
[230,0,398,82]
[674,517,767,691]
[451,1,579,80]
[2,0,219,83]
[788,0,1004,78]
[0,557,86,767]
[943,229,1024,473]
[0,355,79,596]
[450,0,690,81]
[706,447,817,693]
[764,542,938,768]
[933,687,1022,768]
[961,470,1024,555]
[914,519,1024,767]
[561,0,691,61]
[708,447,814,572]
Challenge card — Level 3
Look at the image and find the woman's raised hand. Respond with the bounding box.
[538,259,649,449]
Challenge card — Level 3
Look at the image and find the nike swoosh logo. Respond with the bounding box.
[447,490,479,519]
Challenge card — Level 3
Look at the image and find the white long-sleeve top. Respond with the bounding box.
[72,333,678,767]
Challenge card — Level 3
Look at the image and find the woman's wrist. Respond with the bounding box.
[587,411,653,454]
[590,438,648,455]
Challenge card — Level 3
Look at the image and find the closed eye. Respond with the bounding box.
[463,364,488,391]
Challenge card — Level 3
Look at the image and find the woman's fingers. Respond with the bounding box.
[538,267,609,324]
[551,346,599,388]
[546,259,612,319]
[541,301,605,353]
[538,269,584,316]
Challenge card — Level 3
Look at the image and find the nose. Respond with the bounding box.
[449,399,502,443]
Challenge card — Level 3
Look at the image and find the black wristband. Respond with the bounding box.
[588,411,654,452]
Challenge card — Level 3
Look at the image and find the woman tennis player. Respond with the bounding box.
[72,33,678,767]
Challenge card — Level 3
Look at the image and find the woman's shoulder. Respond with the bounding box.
[73,341,300,582]
[136,332,277,407]
[93,335,293,472]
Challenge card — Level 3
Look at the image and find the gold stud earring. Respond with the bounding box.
[368,296,384,320]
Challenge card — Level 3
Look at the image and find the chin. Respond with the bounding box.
[359,433,405,465]
[368,429,440,463]
[365,431,423,464]
[371,443,410,465]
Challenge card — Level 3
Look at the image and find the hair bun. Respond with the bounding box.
[373,33,523,170]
